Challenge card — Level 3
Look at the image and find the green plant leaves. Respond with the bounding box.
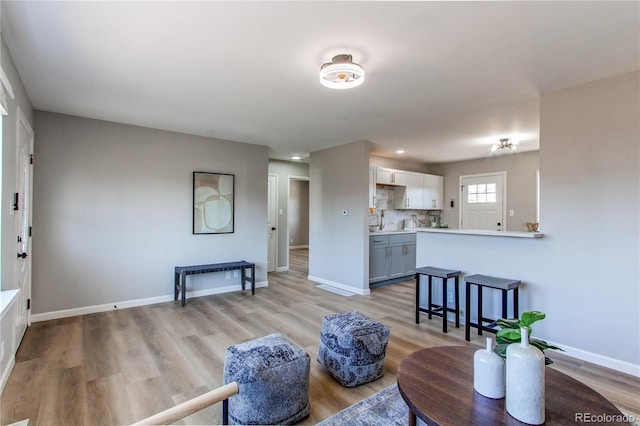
[494,343,509,358]
[496,328,521,342]
[496,318,520,329]
[492,310,562,365]
[520,311,546,328]
[530,338,564,353]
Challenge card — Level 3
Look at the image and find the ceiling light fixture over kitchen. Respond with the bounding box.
[491,138,518,153]
[319,54,365,89]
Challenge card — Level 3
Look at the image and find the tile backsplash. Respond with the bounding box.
[370,188,442,231]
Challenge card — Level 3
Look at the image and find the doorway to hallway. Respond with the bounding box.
[288,247,309,276]
[287,177,309,272]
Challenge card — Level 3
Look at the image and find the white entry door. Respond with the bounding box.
[15,108,34,345]
[460,172,505,231]
[267,174,278,272]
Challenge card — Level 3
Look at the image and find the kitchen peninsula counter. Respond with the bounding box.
[415,227,546,327]
[416,228,544,238]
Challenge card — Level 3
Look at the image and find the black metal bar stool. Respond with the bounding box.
[464,274,521,341]
[415,266,461,333]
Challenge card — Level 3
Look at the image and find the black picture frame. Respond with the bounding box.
[193,171,235,234]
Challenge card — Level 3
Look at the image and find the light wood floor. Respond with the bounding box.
[2,249,639,425]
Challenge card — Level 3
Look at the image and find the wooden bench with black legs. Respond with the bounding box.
[174,261,255,307]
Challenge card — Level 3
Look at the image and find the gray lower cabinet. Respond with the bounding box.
[369,234,416,283]
[369,236,389,282]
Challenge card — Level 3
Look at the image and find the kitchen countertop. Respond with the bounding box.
[369,229,418,235]
[417,228,543,238]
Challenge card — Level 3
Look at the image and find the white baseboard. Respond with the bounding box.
[546,339,640,378]
[275,266,289,272]
[1,354,15,395]
[290,245,309,250]
[307,275,370,296]
[30,281,269,323]
[416,307,639,377]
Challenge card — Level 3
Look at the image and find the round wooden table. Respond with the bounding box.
[397,346,627,425]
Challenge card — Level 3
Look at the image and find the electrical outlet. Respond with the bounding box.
[509,209,515,216]
[447,291,454,303]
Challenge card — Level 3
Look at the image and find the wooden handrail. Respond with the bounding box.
[132,381,239,425]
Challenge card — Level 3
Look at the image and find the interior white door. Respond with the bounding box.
[461,173,504,231]
[14,108,34,345]
[267,174,278,272]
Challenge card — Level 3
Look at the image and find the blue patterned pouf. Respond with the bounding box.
[223,333,310,425]
[317,311,390,387]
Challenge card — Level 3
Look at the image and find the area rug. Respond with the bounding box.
[316,384,410,426]
[316,384,639,426]
[316,284,355,297]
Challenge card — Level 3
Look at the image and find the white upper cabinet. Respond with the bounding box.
[407,172,424,209]
[374,165,443,209]
[424,174,444,209]
[392,170,407,186]
[376,167,406,186]
[394,172,424,209]
[393,172,443,210]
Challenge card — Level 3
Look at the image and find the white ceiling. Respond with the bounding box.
[1,1,638,163]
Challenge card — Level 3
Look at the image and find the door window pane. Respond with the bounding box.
[467,182,496,204]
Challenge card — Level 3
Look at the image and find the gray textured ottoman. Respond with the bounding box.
[317,311,390,387]
[223,333,310,425]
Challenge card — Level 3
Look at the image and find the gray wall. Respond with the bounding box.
[309,140,370,294]
[1,37,34,292]
[537,71,639,366]
[429,151,539,232]
[267,160,309,269]
[370,155,430,174]
[289,179,309,247]
[32,112,269,314]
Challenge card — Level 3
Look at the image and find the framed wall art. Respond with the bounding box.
[193,171,234,234]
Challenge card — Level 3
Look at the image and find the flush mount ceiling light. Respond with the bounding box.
[491,138,518,153]
[319,54,365,89]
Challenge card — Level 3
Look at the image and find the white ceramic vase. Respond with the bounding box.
[506,327,545,425]
[473,337,505,399]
